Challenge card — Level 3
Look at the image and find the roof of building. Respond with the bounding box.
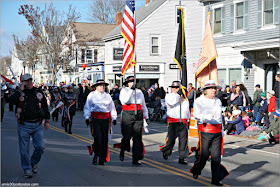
[71,22,116,42]
[103,0,167,41]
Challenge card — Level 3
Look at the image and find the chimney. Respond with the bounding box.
[146,0,150,4]
[116,12,123,26]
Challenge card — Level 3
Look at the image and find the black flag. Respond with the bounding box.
[173,7,187,99]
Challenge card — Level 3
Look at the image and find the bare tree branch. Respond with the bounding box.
[87,0,125,24]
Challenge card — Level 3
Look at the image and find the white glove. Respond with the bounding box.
[143,119,149,133]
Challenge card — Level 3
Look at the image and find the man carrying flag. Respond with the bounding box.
[114,0,150,165]
[160,7,191,165]
[190,11,228,186]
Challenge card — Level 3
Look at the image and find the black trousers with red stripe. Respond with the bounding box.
[160,122,190,159]
[121,110,144,161]
[92,118,109,163]
[190,131,228,183]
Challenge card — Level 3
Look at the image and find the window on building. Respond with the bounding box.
[229,68,242,85]
[150,35,160,55]
[86,50,92,63]
[214,8,222,34]
[218,69,226,85]
[94,49,98,63]
[81,49,85,63]
[263,0,273,25]
[235,2,244,30]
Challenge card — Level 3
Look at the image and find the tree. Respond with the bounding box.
[0,57,11,77]
[13,34,40,72]
[18,3,81,83]
[88,0,126,24]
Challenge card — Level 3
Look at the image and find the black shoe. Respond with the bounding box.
[68,131,72,134]
[162,152,168,160]
[24,170,33,178]
[119,150,124,161]
[132,160,141,165]
[99,161,105,165]
[178,158,188,165]
[193,174,198,179]
[211,181,223,186]
[31,164,38,173]
[92,156,98,165]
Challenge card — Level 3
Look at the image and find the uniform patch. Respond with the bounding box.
[19,96,24,102]
[37,92,43,100]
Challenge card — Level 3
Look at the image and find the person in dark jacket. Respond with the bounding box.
[231,85,246,112]
[150,83,160,102]
[239,82,251,107]
[257,92,269,129]
[273,74,280,110]
[224,110,244,135]
[187,83,195,109]
[9,73,50,178]
[263,109,280,144]
[252,84,262,121]
[78,83,90,111]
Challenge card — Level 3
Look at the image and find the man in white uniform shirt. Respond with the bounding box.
[190,80,229,186]
[160,81,191,165]
[84,80,117,165]
[118,76,149,165]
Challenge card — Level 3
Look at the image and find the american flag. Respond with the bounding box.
[121,0,136,75]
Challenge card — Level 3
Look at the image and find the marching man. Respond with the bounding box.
[160,81,191,165]
[84,79,117,165]
[118,76,150,165]
[190,80,229,186]
[62,84,77,134]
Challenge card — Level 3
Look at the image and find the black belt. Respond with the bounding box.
[24,119,40,123]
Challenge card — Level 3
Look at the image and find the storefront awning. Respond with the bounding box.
[75,62,104,67]
[241,59,252,68]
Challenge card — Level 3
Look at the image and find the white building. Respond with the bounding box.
[103,0,205,90]
[60,22,116,84]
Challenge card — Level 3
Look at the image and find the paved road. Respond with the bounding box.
[1,107,280,186]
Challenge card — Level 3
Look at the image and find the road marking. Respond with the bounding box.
[49,125,231,187]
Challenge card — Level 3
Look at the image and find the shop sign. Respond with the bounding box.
[113,66,122,72]
[139,65,159,72]
[169,64,179,69]
[113,48,123,60]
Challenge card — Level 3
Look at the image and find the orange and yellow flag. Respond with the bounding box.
[196,11,219,87]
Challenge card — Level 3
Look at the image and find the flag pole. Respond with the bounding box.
[208,3,211,81]
[134,2,137,116]
[179,0,182,123]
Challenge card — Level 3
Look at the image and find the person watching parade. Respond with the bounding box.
[84,79,117,165]
[190,80,229,186]
[8,73,50,178]
[62,84,77,134]
[160,81,191,165]
[118,76,149,165]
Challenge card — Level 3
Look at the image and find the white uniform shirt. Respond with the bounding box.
[165,92,190,120]
[84,91,117,120]
[119,87,149,119]
[193,94,222,124]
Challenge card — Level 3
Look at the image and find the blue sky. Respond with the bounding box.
[0,0,145,57]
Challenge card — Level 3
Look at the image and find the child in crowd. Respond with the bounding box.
[224,110,245,135]
[245,106,254,122]
[242,111,250,128]
[263,110,280,144]
[268,90,276,123]
[257,92,269,129]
